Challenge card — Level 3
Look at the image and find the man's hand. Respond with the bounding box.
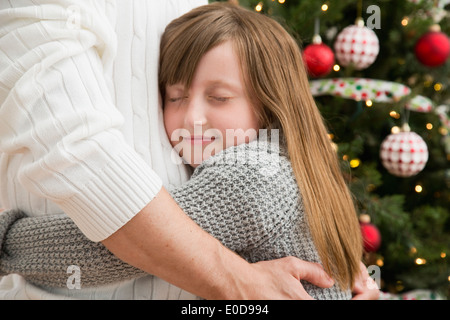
[227,257,335,300]
[352,261,380,300]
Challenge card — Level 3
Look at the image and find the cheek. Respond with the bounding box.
[219,105,260,148]
[163,108,182,147]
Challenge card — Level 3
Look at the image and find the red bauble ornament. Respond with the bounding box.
[359,214,381,253]
[303,36,335,78]
[414,25,450,67]
[380,125,429,178]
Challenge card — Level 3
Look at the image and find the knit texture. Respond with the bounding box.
[0,140,351,299]
[0,210,146,287]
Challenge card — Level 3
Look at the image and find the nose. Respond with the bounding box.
[184,96,208,129]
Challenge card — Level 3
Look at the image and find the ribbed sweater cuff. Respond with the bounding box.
[58,148,163,242]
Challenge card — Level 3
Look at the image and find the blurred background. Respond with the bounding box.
[212,0,449,299]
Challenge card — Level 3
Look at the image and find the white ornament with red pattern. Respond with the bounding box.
[334,18,379,70]
[380,124,429,177]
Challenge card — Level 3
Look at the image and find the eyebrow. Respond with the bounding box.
[166,80,242,92]
[205,80,242,92]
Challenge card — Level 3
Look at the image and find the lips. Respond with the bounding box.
[188,135,216,145]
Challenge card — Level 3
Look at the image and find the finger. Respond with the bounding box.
[286,257,335,288]
[352,289,380,300]
[297,288,315,300]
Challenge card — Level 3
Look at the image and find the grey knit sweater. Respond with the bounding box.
[0,140,351,300]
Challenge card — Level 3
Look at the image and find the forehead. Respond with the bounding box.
[188,41,245,89]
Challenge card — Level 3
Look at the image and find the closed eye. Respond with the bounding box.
[210,96,231,102]
[168,96,188,103]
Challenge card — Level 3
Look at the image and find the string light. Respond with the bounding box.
[321,4,328,11]
[401,17,409,26]
[415,184,423,193]
[441,252,446,258]
[278,0,286,4]
[415,257,426,265]
[424,79,433,87]
[391,126,401,134]
[350,159,361,168]
[434,82,442,91]
[365,99,373,107]
[333,64,340,72]
[426,123,433,130]
[376,258,384,267]
[395,281,404,291]
[389,111,401,119]
[255,2,263,12]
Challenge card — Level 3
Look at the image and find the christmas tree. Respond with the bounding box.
[212,0,449,298]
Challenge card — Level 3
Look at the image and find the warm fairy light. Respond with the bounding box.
[376,258,384,267]
[441,252,446,258]
[434,83,442,91]
[424,80,433,87]
[255,2,263,11]
[278,0,286,4]
[401,17,409,26]
[410,247,417,254]
[321,4,328,11]
[366,99,373,107]
[391,126,400,134]
[395,281,404,291]
[426,123,433,130]
[342,154,348,161]
[415,258,426,265]
[389,111,400,119]
[333,64,340,72]
[415,184,423,193]
[350,159,361,168]
[439,127,448,135]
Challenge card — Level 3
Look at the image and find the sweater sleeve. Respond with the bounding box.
[0,1,162,241]
[0,210,146,288]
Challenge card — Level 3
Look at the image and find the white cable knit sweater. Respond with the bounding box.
[0,0,205,300]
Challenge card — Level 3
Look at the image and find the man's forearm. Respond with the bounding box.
[102,187,249,299]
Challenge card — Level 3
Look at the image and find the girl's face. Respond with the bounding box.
[164,41,260,167]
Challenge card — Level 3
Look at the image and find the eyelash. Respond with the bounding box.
[167,96,231,103]
[168,97,185,103]
[210,96,230,102]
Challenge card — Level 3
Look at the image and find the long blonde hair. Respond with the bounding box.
[159,2,362,289]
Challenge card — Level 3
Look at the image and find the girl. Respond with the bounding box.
[0,3,364,299]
